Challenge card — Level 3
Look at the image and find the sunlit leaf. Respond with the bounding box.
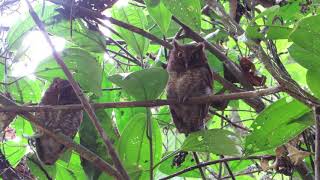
[181,129,242,156]
[112,4,149,58]
[118,113,162,177]
[289,43,320,70]
[307,68,320,99]
[35,48,103,96]
[145,0,172,35]
[245,98,312,155]
[108,68,168,100]
[7,4,59,50]
[47,19,105,53]
[290,14,320,57]
[162,0,201,32]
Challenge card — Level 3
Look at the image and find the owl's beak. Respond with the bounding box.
[184,62,188,69]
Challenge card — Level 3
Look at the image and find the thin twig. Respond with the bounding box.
[211,111,250,131]
[193,152,206,179]
[0,86,282,112]
[159,156,275,180]
[48,0,172,49]
[24,1,129,179]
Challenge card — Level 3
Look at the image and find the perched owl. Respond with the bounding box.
[166,40,213,134]
[35,78,83,165]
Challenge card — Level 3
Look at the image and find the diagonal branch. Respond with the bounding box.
[0,94,122,179]
[24,1,129,179]
[171,16,265,112]
[0,86,282,113]
[205,0,320,107]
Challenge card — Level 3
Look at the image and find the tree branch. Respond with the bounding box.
[205,0,320,107]
[0,94,122,179]
[0,86,282,113]
[159,156,275,180]
[47,0,172,49]
[24,1,129,179]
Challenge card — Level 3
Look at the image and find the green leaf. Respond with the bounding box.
[159,152,201,178]
[7,4,59,50]
[289,14,320,57]
[245,98,311,154]
[108,68,168,100]
[35,48,102,96]
[79,109,118,179]
[98,165,143,180]
[145,0,172,35]
[112,4,149,58]
[181,129,242,156]
[118,113,162,177]
[307,68,320,99]
[162,0,201,32]
[47,19,105,53]
[289,43,320,70]
[27,155,57,179]
[6,78,43,103]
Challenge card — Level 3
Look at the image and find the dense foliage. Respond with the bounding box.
[0,0,319,179]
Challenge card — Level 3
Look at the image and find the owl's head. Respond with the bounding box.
[168,40,207,72]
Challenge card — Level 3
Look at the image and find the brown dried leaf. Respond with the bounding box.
[286,144,312,165]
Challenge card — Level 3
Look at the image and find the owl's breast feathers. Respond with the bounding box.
[167,65,213,134]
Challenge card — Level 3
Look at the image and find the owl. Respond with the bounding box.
[166,40,213,134]
[35,78,83,165]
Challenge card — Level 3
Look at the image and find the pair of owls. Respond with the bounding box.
[34,41,211,165]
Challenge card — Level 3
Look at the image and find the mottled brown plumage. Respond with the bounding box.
[166,40,213,134]
[35,78,83,165]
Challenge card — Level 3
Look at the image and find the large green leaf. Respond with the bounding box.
[162,0,201,32]
[117,113,162,177]
[289,14,320,57]
[159,152,201,178]
[289,43,320,70]
[7,78,43,103]
[108,68,168,100]
[112,4,149,58]
[307,68,320,99]
[7,4,59,50]
[47,19,105,53]
[79,108,118,179]
[245,98,312,154]
[35,48,102,96]
[27,155,57,179]
[145,0,172,35]
[181,129,242,156]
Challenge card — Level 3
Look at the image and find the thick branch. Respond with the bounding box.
[171,16,265,112]
[206,0,320,107]
[24,1,129,179]
[0,87,282,112]
[0,94,122,179]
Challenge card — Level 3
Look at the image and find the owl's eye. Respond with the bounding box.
[176,51,183,58]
